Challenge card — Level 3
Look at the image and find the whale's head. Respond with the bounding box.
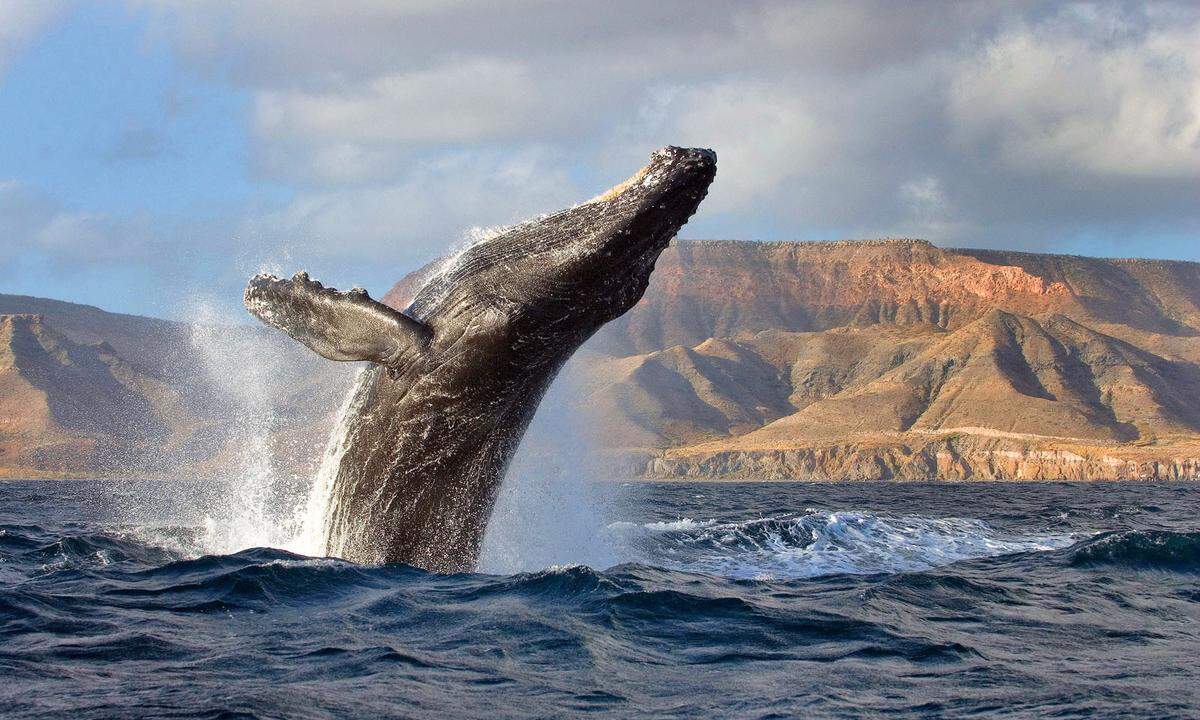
[411,146,717,347]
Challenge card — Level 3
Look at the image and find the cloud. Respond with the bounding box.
[255,59,541,146]
[0,0,66,79]
[611,82,824,213]
[240,147,581,266]
[949,6,1200,179]
[0,180,168,266]
[44,0,1200,276]
[251,58,553,183]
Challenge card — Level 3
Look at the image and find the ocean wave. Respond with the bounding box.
[1070,530,1200,571]
[606,511,1077,580]
[4,480,1198,719]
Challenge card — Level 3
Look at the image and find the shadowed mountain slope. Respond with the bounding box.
[2,239,1198,481]
[0,314,189,473]
[0,296,351,478]
[388,240,1200,480]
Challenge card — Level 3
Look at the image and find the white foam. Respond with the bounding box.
[281,368,371,557]
[187,302,288,555]
[604,510,1076,580]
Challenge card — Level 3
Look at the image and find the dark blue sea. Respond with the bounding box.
[2,480,1199,719]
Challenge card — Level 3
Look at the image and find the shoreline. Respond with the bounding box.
[5,474,1199,485]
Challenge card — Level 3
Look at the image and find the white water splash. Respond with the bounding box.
[188,302,288,554]
[281,369,370,556]
[479,365,621,573]
[605,511,1077,580]
[126,297,356,559]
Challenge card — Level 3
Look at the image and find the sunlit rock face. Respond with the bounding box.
[387,239,1200,483]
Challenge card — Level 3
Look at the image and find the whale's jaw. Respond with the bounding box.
[244,147,716,572]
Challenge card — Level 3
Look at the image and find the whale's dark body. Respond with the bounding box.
[245,147,716,571]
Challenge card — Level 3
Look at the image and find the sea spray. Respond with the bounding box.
[283,368,371,556]
[479,361,621,573]
[131,298,353,558]
[188,302,286,553]
[151,228,508,561]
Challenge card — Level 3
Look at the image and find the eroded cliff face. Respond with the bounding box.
[484,240,1200,481]
[648,437,1200,482]
[3,239,1199,481]
[590,239,1200,357]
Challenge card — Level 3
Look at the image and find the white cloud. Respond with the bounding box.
[896,176,967,239]
[255,59,540,146]
[611,82,825,213]
[250,58,557,184]
[0,0,66,79]
[60,0,1200,270]
[950,8,1200,179]
[240,147,581,265]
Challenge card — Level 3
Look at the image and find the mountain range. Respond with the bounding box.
[0,293,348,478]
[3,239,1199,480]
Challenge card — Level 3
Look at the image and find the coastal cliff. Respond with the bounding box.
[550,240,1200,480]
[4,239,1199,481]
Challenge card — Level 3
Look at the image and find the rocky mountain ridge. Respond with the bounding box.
[0,297,348,477]
[3,239,1199,481]
[538,240,1200,480]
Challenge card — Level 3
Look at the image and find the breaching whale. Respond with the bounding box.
[245,146,716,572]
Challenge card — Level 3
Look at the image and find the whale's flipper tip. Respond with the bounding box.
[245,272,430,366]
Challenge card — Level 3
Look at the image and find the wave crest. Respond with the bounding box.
[607,511,1076,580]
[1071,530,1200,571]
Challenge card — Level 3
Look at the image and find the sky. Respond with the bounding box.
[0,0,1197,320]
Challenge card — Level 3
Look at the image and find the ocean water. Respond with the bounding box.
[1,479,1198,719]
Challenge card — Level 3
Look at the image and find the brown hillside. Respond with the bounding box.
[0,314,189,474]
[0,298,352,479]
[2,239,1198,482]
[386,239,1199,481]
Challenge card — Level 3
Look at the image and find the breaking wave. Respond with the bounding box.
[1070,529,1200,571]
[607,511,1077,579]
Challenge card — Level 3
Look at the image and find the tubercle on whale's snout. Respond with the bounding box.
[592,146,715,204]
[653,145,717,165]
[640,146,717,190]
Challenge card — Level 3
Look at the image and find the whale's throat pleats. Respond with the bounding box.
[244,272,431,368]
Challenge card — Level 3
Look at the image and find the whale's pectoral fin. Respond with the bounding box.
[244,272,431,365]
